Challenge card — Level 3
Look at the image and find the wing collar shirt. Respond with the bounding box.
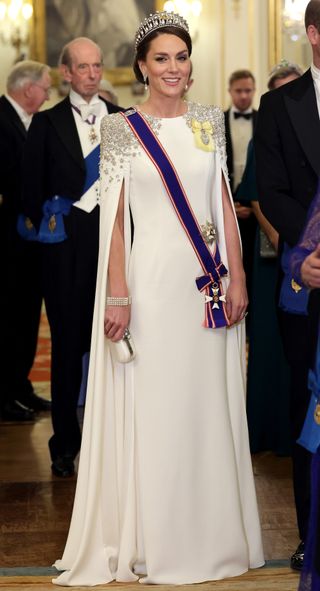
[311,63,320,119]
[229,105,253,190]
[70,89,108,212]
[5,94,32,130]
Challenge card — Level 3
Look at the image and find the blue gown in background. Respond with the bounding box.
[237,140,291,456]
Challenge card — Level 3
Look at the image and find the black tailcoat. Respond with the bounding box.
[255,68,320,541]
[0,96,42,407]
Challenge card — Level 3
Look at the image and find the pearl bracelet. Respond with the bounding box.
[106,296,132,306]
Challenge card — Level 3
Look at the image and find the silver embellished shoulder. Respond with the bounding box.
[100,112,140,178]
[183,101,227,171]
[100,102,228,181]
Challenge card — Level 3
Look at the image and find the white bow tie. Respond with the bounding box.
[79,102,101,122]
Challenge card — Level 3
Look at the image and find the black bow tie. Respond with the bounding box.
[234,111,252,120]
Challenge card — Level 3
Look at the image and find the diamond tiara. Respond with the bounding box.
[135,11,189,50]
[269,59,303,77]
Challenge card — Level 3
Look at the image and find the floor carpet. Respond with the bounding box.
[0,313,301,590]
[0,564,300,591]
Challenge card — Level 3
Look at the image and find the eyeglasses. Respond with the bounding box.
[33,83,51,96]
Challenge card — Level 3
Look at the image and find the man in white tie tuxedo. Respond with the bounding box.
[0,61,51,422]
[22,38,123,477]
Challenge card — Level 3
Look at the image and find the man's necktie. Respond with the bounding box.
[71,103,102,123]
[234,112,252,120]
[79,103,102,121]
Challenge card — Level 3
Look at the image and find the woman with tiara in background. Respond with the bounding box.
[53,11,264,586]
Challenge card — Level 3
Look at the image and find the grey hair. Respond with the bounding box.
[7,60,50,92]
[58,37,103,69]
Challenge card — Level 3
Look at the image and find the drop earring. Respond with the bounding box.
[143,74,148,92]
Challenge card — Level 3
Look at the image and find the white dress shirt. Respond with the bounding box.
[5,94,32,130]
[229,105,253,189]
[70,89,108,213]
[311,63,320,119]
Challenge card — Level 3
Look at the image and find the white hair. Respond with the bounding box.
[7,60,50,92]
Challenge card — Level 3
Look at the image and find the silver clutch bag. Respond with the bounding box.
[109,329,136,364]
[259,229,277,259]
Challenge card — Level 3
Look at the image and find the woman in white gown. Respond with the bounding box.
[53,11,264,586]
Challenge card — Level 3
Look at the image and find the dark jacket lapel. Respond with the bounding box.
[0,95,27,139]
[46,96,123,172]
[47,96,85,170]
[284,69,320,177]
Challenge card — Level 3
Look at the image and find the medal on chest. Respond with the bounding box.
[71,103,99,145]
[314,404,320,425]
[191,118,215,152]
[88,125,98,145]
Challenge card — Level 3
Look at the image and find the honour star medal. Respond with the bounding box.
[291,278,302,293]
[88,126,98,145]
[205,283,226,309]
[314,404,320,425]
[200,220,217,245]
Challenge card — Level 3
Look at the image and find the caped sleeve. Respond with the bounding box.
[211,106,228,179]
[99,112,137,196]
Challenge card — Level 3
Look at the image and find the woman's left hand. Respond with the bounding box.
[225,277,248,326]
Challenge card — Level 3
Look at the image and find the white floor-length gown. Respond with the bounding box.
[53,102,264,586]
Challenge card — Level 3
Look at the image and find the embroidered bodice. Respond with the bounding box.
[100,101,228,183]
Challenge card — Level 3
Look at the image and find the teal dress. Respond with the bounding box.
[237,141,291,455]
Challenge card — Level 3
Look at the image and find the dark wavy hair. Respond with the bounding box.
[133,26,192,85]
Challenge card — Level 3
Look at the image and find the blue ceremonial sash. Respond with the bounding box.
[18,198,72,243]
[122,109,229,329]
[83,144,100,194]
[38,196,73,243]
[279,243,309,315]
[35,146,100,243]
[297,325,320,453]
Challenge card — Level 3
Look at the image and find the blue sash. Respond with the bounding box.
[122,109,229,329]
[82,144,100,194]
[279,243,309,315]
[297,325,320,453]
[17,145,100,243]
[38,196,73,243]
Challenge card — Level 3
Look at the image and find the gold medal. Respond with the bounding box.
[291,278,302,293]
[25,217,34,230]
[314,404,320,425]
[48,214,56,233]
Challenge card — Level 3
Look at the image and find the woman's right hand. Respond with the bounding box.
[301,244,320,289]
[104,304,131,342]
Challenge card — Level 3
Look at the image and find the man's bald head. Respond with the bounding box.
[58,37,103,102]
